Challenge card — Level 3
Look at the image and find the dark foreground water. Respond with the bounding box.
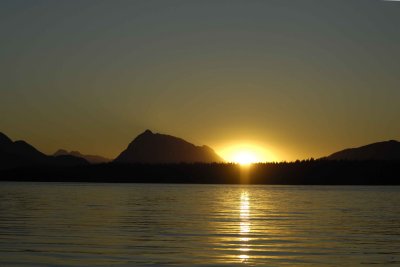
[0,183,400,266]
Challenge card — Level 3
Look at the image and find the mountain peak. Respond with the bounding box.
[115,130,224,163]
[54,149,68,156]
[143,129,153,135]
[128,129,155,146]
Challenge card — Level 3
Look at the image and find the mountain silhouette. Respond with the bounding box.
[114,130,224,163]
[326,140,400,160]
[0,132,13,145]
[0,132,88,170]
[54,149,111,164]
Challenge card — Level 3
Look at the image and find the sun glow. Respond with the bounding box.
[233,151,258,165]
[218,143,275,164]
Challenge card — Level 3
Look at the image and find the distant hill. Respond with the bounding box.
[54,149,111,164]
[114,130,224,163]
[326,140,400,160]
[0,132,88,170]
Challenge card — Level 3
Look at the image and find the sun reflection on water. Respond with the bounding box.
[239,191,251,263]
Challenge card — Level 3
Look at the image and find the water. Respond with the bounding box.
[0,183,400,266]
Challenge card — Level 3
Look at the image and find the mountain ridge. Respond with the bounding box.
[53,149,111,164]
[114,130,224,163]
[0,132,88,170]
[326,140,400,161]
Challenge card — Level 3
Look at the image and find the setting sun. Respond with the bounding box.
[233,151,258,165]
[218,143,275,164]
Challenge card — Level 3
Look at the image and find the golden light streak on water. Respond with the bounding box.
[239,191,251,263]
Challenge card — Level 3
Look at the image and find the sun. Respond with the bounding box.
[233,151,258,165]
[218,143,274,165]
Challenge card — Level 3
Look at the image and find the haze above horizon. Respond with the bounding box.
[1,0,399,161]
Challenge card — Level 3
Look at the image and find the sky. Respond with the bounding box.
[1,0,400,161]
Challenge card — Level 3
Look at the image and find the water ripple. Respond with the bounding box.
[1,183,400,266]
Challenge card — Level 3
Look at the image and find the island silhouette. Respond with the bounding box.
[1,130,400,184]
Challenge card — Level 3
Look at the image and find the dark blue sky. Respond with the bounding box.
[1,0,399,161]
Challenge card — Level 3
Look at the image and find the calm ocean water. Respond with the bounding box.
[0,183,399,266]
